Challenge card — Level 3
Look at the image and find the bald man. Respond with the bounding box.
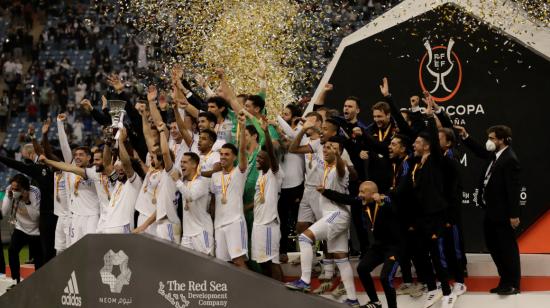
[320,181,401,308]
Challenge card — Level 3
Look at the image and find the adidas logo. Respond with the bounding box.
[61,271,82,307]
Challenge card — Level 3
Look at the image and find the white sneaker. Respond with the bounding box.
[441,293,457,308]
[396,283,413,295]
[424,289,443,308]
[410,283,425,298]
[453,282,467,296]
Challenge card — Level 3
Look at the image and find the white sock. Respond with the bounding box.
[335,258,357,301]
[321,259,335,279]
[298,234,313,284]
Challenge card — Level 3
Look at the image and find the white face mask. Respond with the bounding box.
[12,191,22,200]
[485,139,497,152]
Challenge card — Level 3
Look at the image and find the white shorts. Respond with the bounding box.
[297,186,322,223]
[182,230,214,256]
[98,223,132,234]
[215,218,248,262]
[137,213,158,237]
[156,219,182,244]
[252,221,281,264]
[308,210,350,253]
[55,215,72,253]
[69,214,99,246]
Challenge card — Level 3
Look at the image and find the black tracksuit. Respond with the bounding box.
[322,190,400,308]
[410,117,452,295]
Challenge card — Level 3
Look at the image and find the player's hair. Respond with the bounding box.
[74,146,92,156]
[305,111,323,123]
[221,143,238,156]
[438,128,456,147]
[345,96,361,108]
[245,125,259,143]
[184,152,200,165]
[372,101,391,114]
[201,129,218,143]
[199,111,217,124]
[487,125,513,145]
[206,96,229,118]
[10,173,30,191]
[246,95,266,111]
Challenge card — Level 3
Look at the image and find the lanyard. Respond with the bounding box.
[365,201,381,231]
[392,155,408,189]
[100,174,111,200]
[221,167,234,204]
[378,124,392,142]
[55,173,63,201]
[143,169,161,193]
[111,182,124,207]
[322,163,335,188]
[412,162,423,185]
[73,175,82,196]
[258,173,267,203]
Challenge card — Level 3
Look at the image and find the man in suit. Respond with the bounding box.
[455,124,521,295]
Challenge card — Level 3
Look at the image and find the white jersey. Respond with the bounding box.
[155,170,181,224]
[104,173,142,228]
[176,176,213,236]
[212,139,225,152]
[302,137,325,187]
[253,169,283,225]
[53,171,70,217]
[199,150,220,174]
[319,166,350,213]
[276,116,305,189]
[66,171,100,216]
[2,185,41,235]
[85,167,115,220]
[215,117,233,144]
[210,167,247,229]
[135,169,162,217]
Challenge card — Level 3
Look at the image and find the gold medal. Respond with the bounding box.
[184,201,189,211]
[152,197,157,204]
[74,191,79,196]
[259,196,265,204]
[221,196,227,204]
[56,195,61,202]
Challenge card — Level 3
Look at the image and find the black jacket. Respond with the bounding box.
[321,189,400,247]
[462,137,521,222]
[411,117,449,216]
[0,156,54,215]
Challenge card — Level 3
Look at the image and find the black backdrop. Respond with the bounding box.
[321,3,550,252]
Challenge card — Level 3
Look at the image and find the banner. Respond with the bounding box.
[320,3,550,252]
[0,234,343,308]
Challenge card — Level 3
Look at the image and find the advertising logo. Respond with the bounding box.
[61,271,82,307]
[99,250,132,294]
[419,38,462,102]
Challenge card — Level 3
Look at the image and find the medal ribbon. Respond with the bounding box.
[221,168,233,204]
[378,124,392,142]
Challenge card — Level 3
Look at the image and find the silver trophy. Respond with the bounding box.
[108,100,126,147]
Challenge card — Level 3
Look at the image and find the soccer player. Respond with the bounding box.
[251,120,284,280]
[174,152,214,255]
[197,129,222,177]
[286,138,360,308]
[209,111,248,268]
[99,129,142,233]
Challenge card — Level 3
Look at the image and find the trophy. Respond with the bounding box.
[108,100,127,147]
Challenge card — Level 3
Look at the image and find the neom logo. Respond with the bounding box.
[419,39,462,102]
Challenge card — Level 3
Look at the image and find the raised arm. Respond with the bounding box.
[313,83,333,108]
[56,113,72,163]
[454,125,493,160]
[289,121,315,154]
[157,122,173,172]
[380,77,414,138]
[39,118,60,161]
[102,141,114,175]
[172,98,193,147]
[147,85,165,127]
[237,112,247,172]
[320,189,362,208]
[39,154,86,177]
[261,119,279,173]
[423,93,442,161]
[118,128,135,178]
[216,68,243,114]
